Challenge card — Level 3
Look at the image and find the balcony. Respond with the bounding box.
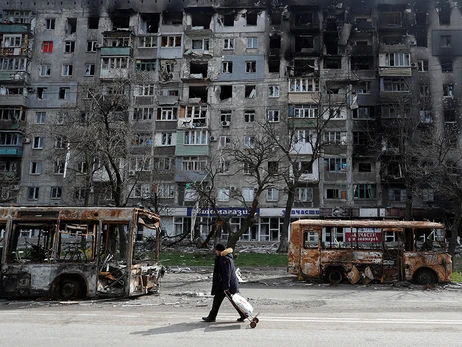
[100,47,132,56]
[0,145,22,157]
[0,70,30,83]
[378,66,411,77]
[0,130,24,157]
[0,94,27,107]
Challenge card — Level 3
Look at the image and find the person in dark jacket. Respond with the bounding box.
[202,243,246,322]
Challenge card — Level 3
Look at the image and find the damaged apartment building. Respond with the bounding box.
[0,0,461,242]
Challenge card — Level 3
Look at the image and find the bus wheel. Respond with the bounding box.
[57,277,84,300]
[327,268,343,284]
[414,269,435,285]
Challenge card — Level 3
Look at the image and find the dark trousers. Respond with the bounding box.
[207,291,246,319]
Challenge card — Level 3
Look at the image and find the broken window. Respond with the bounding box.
[270,12,281,25]
[270,36,281,49]
[351,57,373,70]
[295,35,314,53]
[443,83,454,97]
[190,62,208,77]
[45,18,55,29]
[245,85,256,98]
[192,39,209,50]
[245,61,256,73]
[140,13,159,33]
[440,57,453,72]
[222,61,233,73]
[324,57,341,69]
[416,34,427,47]
[66,18,77,34]
[190,13,211,28]
[269,59,280,73]
[88,16,99,29]
[356,82,371,94]
[162,12,183,25]
[294,13,313,27]
[415,12,427,24]
[440,35,451,48]
[382,12,402,27]
[62,64,73,76]
[292,59,316,76]
[59,87,70,100]
[220,86,232,100]
[268,85,279,97]
[246,12,258,26]
[439,7,451,25]
[381,35,403,45]
[112,14,130,29]
[64,41,75,53]
[37,87,47,100]
[222,13,234,26]
[189,86,208,102]
[223,38,234,49]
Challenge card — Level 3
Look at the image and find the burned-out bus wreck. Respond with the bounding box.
[288,219,453,285]
[0,207,164,299]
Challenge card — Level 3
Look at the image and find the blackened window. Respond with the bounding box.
[246,12,258,25]
[88,16,99,29]
[415,13,427,24]
[441,57,453,72]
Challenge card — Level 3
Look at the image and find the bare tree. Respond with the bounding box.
[412,124,462,259]
[260,83,351,253]
[191,133,284,250]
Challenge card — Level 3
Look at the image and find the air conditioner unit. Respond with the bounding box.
[210,136,217,142]
[23,138,31,144]
[222,121,230,127]
[129,170,136,176]
[27,87,35,93]
[253,188,258,193]
[230,186,236,191]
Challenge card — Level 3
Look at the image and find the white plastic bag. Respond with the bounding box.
[232,293,253,316]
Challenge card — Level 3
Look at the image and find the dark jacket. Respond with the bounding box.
[211,248,239,295]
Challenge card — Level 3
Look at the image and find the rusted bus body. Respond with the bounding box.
[0,207,164,299]
[288,219,452,285]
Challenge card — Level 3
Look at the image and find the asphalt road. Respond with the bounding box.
[1,268,462,347]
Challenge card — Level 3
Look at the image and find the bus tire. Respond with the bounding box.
[414,268,436,285]
[326,268,344,284]
[56,276,85,300]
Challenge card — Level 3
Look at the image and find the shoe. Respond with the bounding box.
[202,316,216,322]
[236,317,246,322]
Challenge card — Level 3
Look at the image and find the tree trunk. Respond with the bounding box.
[404,171,412,220]
[277,187,295,253]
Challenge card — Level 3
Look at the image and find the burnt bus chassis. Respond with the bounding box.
[288,219,453,285]
[0,207,164,299]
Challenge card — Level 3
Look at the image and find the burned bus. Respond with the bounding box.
[0,207,164,299]
[288,219,452,285]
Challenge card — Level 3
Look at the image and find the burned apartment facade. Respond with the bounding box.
[0,0,461,241]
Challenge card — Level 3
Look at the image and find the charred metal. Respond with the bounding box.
[288,219,453,285]
[0,207,164,300]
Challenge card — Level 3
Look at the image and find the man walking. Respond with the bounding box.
[202,243,246,322]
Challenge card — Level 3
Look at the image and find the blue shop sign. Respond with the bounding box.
[187,207,259,217]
